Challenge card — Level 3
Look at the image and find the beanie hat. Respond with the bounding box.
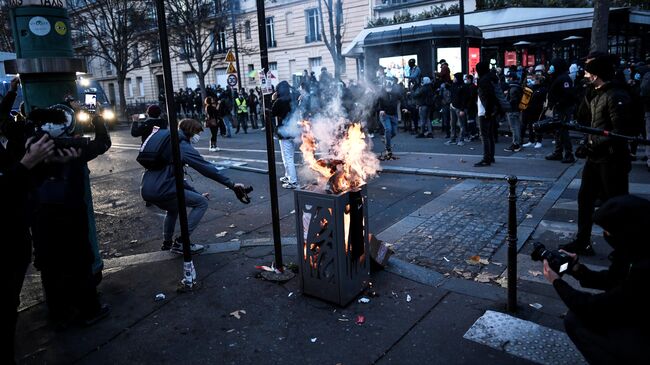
[146,104,162,118]
[584,54,615,81]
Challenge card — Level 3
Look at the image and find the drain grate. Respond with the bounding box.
[463,310,587,365]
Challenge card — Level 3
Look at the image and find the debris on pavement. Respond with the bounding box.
[474,272,498,283]
[529,303,543,310]
[423,191,432,195]
[288,292,294,297]
[369,234,394,267]
[406,294,412,302]
[154,293,166,301]
[226,329,235,333]
[358,297,370,304]
[255,265,275,272]
[381,187,387,190]
[443,257,450,262]
[215,231,228,238]
[290,210,296,214]
[129,239,138,245]
[355,315,365,325]
[230,310,246,319]
[229,224,236,228]
[496,277,508,288]
[467,255,489,265]
[525,214,533,219]
[311,338,317,343]
[235,231,245,236]
[528,270,542,277]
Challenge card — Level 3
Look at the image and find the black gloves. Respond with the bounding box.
[232,184,253,204]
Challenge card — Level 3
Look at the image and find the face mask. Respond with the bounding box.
[548,65,555,74]
[634,73,641,81]
[527,79,535,87]
[464,79,471,84]
[190,133,201,144]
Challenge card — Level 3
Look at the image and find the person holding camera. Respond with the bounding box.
[141,119,251,253]
[131,104,168,144]
[560,53,632,256]
[542,195,649,364]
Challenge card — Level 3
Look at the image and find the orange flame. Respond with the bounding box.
[300,120,379,193]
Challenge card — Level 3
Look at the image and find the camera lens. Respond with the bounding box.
[530,242,548,262]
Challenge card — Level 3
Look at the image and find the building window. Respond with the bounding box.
[213,28,228,54]
[244,20,251,40]
[104,59,112,76]
[285,12,292,34]
[133,47,141,68]
[184,72,198,90]
[266,17,276,48]
[126,78,133,98]
[137,77,144,97]
[151,45,161,63]
[180,37,193,60]
[305,9,320,43]
[269,62,277,71]
[309,57,322,74]
[391,0,406,4]
[248,64,255,81]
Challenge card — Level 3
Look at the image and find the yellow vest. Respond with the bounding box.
[236,98,247,114]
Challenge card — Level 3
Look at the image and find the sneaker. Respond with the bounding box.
[444,139,456,145]
[512,144,521,152]
[534,142,543,149]
[282,182,298,189]
[171,239,205,255]
[214,147,221,152]
[280,176,290,183]
[473,160,491,167]
[559,240,595,256]
[209,146,217,152]
[561,154,576,163]
[504,144,516,152]
[522,142,534,148]
[464,137,472,143]
[456,140,465,146]
[545,152,563,161]
[161,240,173,251]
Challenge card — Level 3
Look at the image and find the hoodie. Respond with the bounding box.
[547,58,577,112]
[475,61,499,117]
[553,195,650,332]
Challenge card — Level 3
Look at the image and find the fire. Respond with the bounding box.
[300,120,380,194]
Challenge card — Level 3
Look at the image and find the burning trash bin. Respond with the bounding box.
[294,121,379,306]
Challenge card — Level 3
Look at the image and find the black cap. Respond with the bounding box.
[438,59,447,64]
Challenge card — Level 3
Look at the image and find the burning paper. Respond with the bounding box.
[300,120,380,194]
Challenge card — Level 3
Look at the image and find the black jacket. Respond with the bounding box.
[450,81,469,109]
[547,73,576,113]
[587,81,632,162]
[412,83,434,107]
[131,117,168,144]
[477,74,499,118]
[378,86,402,116]
[271,81,292,139]
[553,195,650,333]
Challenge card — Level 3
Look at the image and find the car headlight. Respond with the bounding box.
[77,111,91,123]
[102,109,115,120]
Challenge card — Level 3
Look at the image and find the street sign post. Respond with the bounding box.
[227,74,238,87]
[225,50,236,63]
[226,62,237,75]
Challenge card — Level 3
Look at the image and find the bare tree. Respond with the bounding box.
[590,0,610,53]
[166,0,232,102]
[318,0,345,79]
[0,5,13,52]
[70,0,156,119]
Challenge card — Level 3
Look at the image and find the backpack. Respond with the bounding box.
[519,86,533,111]
[136,127,171,170]
[507,84,523,110]
[492,82,512,113]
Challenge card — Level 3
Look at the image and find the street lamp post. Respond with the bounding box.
[256,0,284,271]
[154,0,197,289]
[459,0,467,74]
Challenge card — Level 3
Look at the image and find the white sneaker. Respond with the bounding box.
[280,176,290,183]
[534,142,543,149]
[215,147,221,152]
[171,242,205,255]
[522,142,534,148]
[282,182,298,189]
[209,147,217,152]
[456,141,465,146]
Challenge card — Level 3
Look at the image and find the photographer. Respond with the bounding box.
[141,119,250,253]
[543,195,649,365]
[131,104,168,144]
[30,106,112,328]
[560,53,632,256]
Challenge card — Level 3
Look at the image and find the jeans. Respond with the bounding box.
[478,115,495,161]
[576,159,629,244]
[380,113,398,150]
[506,111,522,145]
[154,189,209,241]
[223,115,234,137]
[440,104,451,136]
[418,106,430,134]
[279,139,298,183]
[450,106,467,140]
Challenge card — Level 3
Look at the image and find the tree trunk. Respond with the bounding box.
[116,75,127,122]
[198,75,207,109]
[590,0,610,54]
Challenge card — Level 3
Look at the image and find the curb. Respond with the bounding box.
[380,165,556,182]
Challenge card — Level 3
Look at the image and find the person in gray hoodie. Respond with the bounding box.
[141,118,248,253]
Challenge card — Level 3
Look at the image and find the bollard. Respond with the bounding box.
[506,175,518,313]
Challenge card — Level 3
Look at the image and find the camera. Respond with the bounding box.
[28,105,89,150]
[530,242,573,275]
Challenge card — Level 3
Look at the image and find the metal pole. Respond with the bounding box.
[459,0,467,74]
[506,175,518,313]
[256,0,283,270]
[230,3,242,89]
[154,0,196,286]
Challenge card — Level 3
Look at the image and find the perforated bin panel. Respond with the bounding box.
[294,186,370,306]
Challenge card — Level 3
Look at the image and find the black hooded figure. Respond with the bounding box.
[545,58,577,163]
[474,61,499,166]
[547,195,650,364]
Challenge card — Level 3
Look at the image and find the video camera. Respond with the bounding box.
[530,242,573,276]
[233,185,254,204]
[28,105,90,149]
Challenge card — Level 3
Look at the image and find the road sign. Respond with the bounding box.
[226,62,237,74]
[225,50,236,62]
[227,74,238,87]
[259,72,272,95]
